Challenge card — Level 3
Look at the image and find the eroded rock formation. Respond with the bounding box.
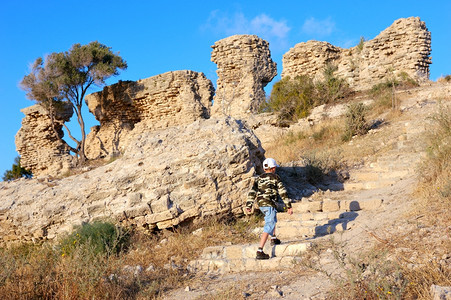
[282,17,431,90]
[85,70,214,159]
[211,35,277,118]
[15,104,75,177]
[1,118,264,244]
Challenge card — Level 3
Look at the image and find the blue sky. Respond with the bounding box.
[1,0,450,177]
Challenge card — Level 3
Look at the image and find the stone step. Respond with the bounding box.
[198,242,311,260]
[277,210,346,222]
[343,179,398,190]
[276,215,354,239]
[188,255,302,274]
[278,211,357,223]
[350,169,409,182]
[289,198,383,213]
[188,242,310,273]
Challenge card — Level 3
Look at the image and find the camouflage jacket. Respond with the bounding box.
[246,173,291,209]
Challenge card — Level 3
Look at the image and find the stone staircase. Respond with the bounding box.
[189,101,431,275]
[187,241,310,274]
[188,197,383,274]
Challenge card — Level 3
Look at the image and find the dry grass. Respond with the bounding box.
[0,215,263,299]
[264,118,346,165]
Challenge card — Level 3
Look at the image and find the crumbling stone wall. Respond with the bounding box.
[15,104,74,177]
[211,35,277,118]
[84,70,214,159]
[282,17,432,90]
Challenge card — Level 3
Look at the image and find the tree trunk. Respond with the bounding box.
[76,104,88,163]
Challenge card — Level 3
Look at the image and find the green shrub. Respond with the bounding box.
[356,36,365,52]
[315,63,352,104]
[444,75,451,82]
[262,75,317,121]
[59,221,129,257]
[2,156,32,181]
[262,65,352,123]
[342,103,368,141]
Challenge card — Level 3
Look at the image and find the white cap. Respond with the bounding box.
[263,158,279,170]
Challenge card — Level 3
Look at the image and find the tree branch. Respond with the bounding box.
[61,122,81,150]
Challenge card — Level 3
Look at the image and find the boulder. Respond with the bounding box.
[1,117,264,244]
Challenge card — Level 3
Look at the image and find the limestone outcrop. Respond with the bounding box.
[211,35,277,118]
[1,118,264,244]
[282,17,431,90]
[85,70,214,159]
[15,104,75,177]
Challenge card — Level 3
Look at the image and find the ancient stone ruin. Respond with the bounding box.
[7,17,436,244]
[84,70,214,160]
[282,17,431,90]
[15,103,75,177]
[211,34,277,117]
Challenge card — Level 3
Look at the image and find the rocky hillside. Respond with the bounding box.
[165,82,451,299]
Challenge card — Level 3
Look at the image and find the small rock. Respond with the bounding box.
[430,284,451,300]
[185,286,191,292]
[146,264,155,272]
[108,273,118,281]
[192,228,203,236]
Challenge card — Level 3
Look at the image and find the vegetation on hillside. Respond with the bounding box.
[0,215,262,299]
[2,156,32,181]
[260,64,352,123]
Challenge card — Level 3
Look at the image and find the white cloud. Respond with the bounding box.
[201,10,291,50]
[250,14,290,39]
[302,17,335,36]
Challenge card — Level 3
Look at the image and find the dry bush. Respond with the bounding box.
[437,74,451,83]
[416,104,451,223]
[342,102,369,141]
[300,232,450,300]
[264,119,345,165]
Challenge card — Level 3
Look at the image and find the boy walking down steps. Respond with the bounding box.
[246,158,293,260]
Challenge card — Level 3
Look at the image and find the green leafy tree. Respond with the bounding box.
[20,41,127,163]
[3,157,32,181]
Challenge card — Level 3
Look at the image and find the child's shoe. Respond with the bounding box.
[270,237,281,245]
[256,248,270,260]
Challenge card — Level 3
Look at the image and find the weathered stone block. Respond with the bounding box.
[322,199,340,212]
[225,245,244,260]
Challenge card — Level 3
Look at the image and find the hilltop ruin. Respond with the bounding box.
[282,17,431,90]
